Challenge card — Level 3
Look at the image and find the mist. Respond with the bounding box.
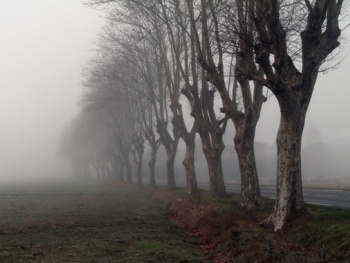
[0,1,102,182]
[144,123,350,187]
[1,0,350,188]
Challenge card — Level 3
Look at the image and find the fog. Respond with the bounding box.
[0,1,102,182]
[1,1,350,185]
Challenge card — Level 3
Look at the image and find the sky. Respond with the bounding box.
[0,0,103,181]
[256,40,350,144]
[0,1,349,182]
[256,45,350,145]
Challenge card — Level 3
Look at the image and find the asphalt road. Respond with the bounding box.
[161,180,350,209]
[199,182,350,210]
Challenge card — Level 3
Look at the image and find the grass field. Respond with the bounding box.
[0,180,209,263]
[1,179,349,263]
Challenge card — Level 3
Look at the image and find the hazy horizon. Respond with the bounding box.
[0,0,350,183]
[0,0,103,181]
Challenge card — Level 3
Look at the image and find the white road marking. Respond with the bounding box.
[307,202,332,207]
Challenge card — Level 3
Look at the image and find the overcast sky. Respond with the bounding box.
[256,53,350,144]
[0,1,349,182]
[0,0,103,181]
[256,39,350,145]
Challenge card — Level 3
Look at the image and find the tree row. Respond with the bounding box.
[58,0,346,231]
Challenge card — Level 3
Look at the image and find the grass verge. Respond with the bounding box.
[0,179,209,263]
[142,185,350,263]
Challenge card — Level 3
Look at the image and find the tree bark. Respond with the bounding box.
[160,133,178,192]
[206,151,226,198]
[148,145,157,187]
[251,0,344,230]
[182,140,199,195]
[264,107,306,231]
[166,147,177,191]
[157,126,179,191]
[132,141,144,186]
[234,123,264,209]
[135,151,143,186]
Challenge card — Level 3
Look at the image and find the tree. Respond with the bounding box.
[185,0,264,205]
[147,0,229,197]
[58,109,113,179]
[141,104,161,186]
[92,0,201,192]
[244,0,346,230]
[85,0,260,199]
[81,47,148,184]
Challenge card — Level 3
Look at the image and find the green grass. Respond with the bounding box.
[287,206,350,261]
[2,179,349,262]
[0,179,209,263]
[195,190,350,262]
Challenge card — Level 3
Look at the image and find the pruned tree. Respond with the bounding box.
[81,47,147,184]
[58,109,113,179]
[232,0,347,230]
[100,7,181,190]
[143,0,228,197]
[141,103,161,186]
[184,0,265,205]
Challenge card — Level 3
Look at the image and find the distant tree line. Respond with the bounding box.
[58,0,347,231]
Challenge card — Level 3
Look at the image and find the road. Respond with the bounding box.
[195,182,350,210]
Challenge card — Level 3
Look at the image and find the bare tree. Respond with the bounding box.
[237,0,346,230]
[143,0,227,197]
[103,7,181,190]
[185,0,265,205]
[81,48,148,184]
[141,104,161,186]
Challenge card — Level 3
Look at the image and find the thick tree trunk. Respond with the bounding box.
[166,145,177,191]
[135,153,143,186]
[157,123,179,191]
[207,152,226,198]
[148,146,157,186]
[265,110,307,231]
[197,129,226,198]
[234,125,264,209]
[166,157,176,190]
[182,140,199,195]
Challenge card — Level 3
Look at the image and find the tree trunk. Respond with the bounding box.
[124,157,132,183]
[132,147,143,186]
[136,156,142,185]
[148,146,157,186]
[265,110,306,231]
[166,145,177,191]
[197,127,226,198]
[182,140,199,195]
[157,123,179,191]
[206,152,226,198]
[234,123,264,209]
